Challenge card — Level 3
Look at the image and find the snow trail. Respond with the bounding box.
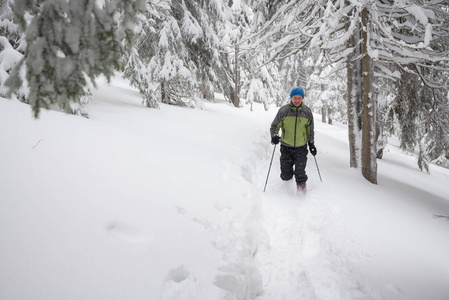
[213,123,386,299]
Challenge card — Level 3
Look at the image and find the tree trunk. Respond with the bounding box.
[346,7,362,169]
[161,81,167,103]
[321,106,327,123]
[376,107,384,159]
[234,44,240,107]
[320,83,326,123]
[374,72,384,160]
[361,8,377,184]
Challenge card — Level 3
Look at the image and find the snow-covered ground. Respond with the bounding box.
[1,76,449,300]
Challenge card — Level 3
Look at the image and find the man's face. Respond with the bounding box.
[291,95,303,107]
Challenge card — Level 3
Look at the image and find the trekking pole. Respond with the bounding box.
[263,144,277,192]
[313,156,322,182]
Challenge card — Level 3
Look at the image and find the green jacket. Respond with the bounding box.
[270,102,314,147]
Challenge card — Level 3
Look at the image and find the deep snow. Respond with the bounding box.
[1,76,449,300]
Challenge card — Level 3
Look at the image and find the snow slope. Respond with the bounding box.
[1,76,449,300]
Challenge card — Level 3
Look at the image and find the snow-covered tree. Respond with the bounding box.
[376,2,449,171]
[0,36,25,100]
[239,30,285,109]
[0,0,20,48]
[124,0,224,108]
[123,0,284,110]
[0,0,26,100]
[214,0,253,107]
[234,0,297,109]
[307,61,347,125]
[123,0,168,108]
[386,66,449,171]
[6,0,146,118]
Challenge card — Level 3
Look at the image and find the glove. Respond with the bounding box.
[271,135,280,145]
[308,142,317,156]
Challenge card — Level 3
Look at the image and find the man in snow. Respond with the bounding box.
[270,87,317,192]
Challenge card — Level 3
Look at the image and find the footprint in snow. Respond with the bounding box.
[166,265,190,283]
[106,221,151,244]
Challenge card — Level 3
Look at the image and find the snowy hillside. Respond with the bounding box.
[1,76,449,300]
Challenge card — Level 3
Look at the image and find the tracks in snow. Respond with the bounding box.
[216,132,384,299]
[170,124,383,299]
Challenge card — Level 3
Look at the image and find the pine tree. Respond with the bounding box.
[308,61,347,125]
[123,0,170,109]
[0,0,20,48]
[6,0,146,118]
[0,0,26,100]
[124,0,227,108]
[233,0,284,109]
[211,0,247,107]
[0,36,25,100]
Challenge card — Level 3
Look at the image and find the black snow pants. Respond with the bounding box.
[280,144,308,184]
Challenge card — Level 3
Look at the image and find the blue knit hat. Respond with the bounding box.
[290,87,305,98]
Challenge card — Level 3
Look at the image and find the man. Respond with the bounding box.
[270,87,317,192]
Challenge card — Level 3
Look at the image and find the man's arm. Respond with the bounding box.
[306,108,314,144]
[270,111,282,138]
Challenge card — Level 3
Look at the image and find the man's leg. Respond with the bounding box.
[294,146,308,184]
[280,145,294,181]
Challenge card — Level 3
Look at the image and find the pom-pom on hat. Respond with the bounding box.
[290,87,305,98]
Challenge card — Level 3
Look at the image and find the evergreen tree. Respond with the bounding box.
[6,0,146,118]
[382,2,449,171]
[123,0,283,110]
[386,66,449,171]
[123,0,170,108]
[0,36,25,100]
[230,0,283,109]
[0,0,20,48]
[124,0,223,108]
[307,61,347,125]
[0,0,26,100]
